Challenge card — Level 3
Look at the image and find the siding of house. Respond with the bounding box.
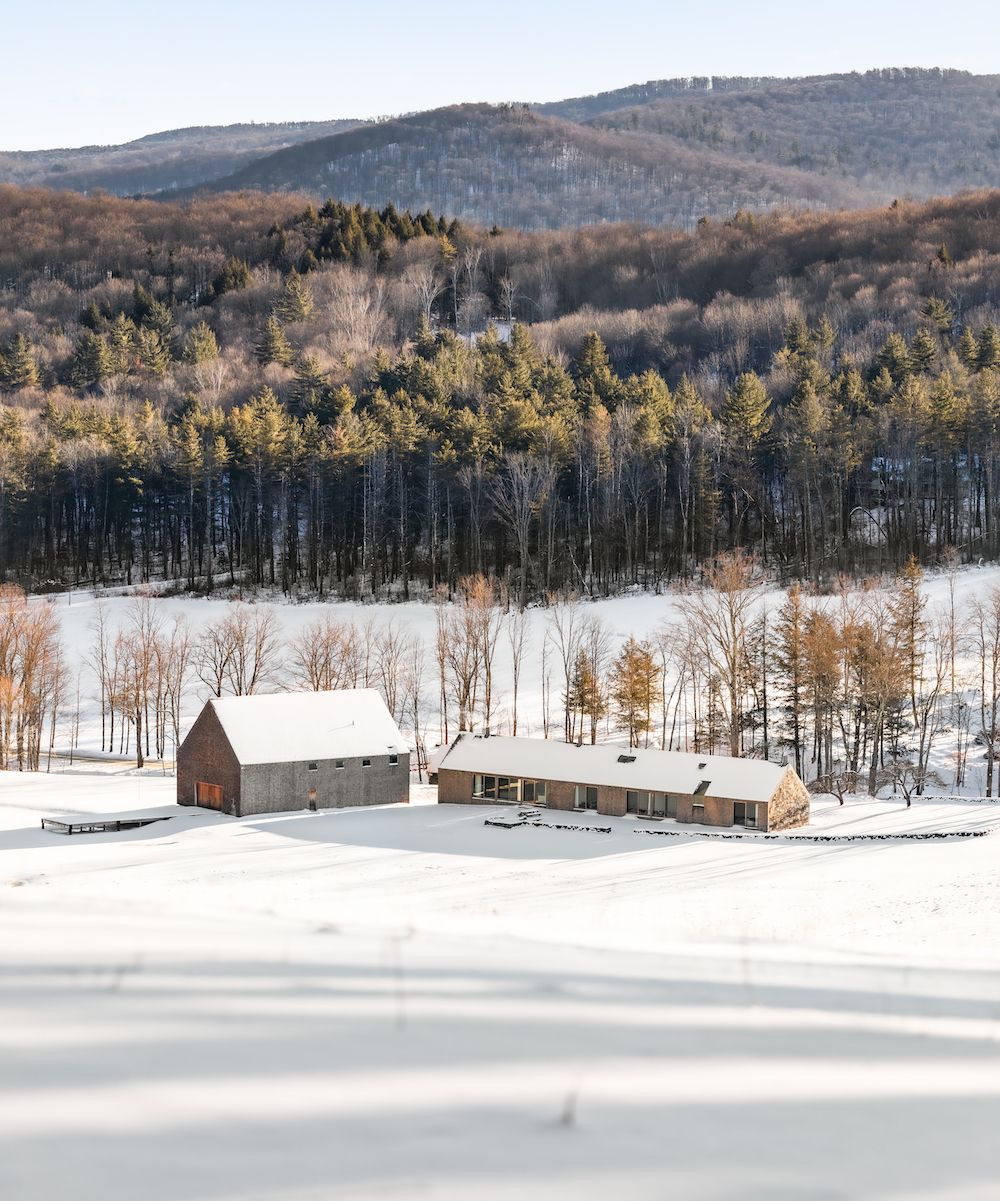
[240,753,409,817]
[177,704,242,817]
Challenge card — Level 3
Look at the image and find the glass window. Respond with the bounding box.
[666,794,677,819]
[362,758,371,768]
[308,762,318,772]
[389,754,398,766]
[652,792,666,817]
[733,802,758,829]
[626,790,639,814]
[523,780,535,804]
[335,760,344,770]
[473,774,484,797]
[536,780,547,805]
[484,776,496,799]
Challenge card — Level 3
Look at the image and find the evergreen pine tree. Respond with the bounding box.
[876,332,912,383]
[137,327,170,378]
[255,316,294,367]
[69,329,113,389]
[957,328,980,368]
[183,321,219,364]
[0,334,40,391]
[978,326,1000,371]
[721,372,772,457]
[774,583,808,778]
[274,270,315,323]
[909,329,937,374]
[609,637,660,749]
[106,312,137,375]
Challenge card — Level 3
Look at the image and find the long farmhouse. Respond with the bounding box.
[178,689,409,818]
[437,734,809,831]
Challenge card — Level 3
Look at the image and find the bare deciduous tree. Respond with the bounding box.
[490,453,556,611]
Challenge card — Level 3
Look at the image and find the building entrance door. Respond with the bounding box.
[195,781,224,810]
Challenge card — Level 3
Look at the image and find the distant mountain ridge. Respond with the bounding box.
[0,119,365,195]
[3,69,999,227]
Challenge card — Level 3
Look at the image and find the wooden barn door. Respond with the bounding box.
[195,781,224,810]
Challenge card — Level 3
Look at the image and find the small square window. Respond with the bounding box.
[335,760,345,770]
[307,762,318,772]
[362,758,371,768]
[389,754,398,766]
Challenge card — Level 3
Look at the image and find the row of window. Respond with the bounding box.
[472,775,548,805]
[306,755,400,771]
[473,775,758,827]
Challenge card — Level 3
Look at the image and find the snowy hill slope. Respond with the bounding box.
[1,774,998,1200]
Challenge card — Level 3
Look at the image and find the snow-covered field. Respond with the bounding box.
[2,769,999,1200]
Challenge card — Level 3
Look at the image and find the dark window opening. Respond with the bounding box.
[733,802,758,829]
[307,762,318,772]
[575,785,598,810]
[694,779,711,796]
[362,758,371,768]
[389,754,398,766]
[617,754,636,764]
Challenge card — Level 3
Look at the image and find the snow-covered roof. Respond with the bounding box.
[208,689,407,766]
[438,735,788,803]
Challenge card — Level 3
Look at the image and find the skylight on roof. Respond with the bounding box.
[617,754,636,764]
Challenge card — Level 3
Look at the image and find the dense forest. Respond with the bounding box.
[1,185,1000,600]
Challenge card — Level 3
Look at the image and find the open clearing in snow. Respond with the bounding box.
[2,771,999,1200]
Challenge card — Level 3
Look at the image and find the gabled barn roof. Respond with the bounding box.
[207,689,407,766]
[438,735,788,804]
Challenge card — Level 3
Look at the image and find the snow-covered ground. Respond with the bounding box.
[2,770,999,1200]
[38,564,1000,796]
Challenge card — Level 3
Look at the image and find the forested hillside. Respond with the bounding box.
[188,103,857,228]
[590,69,1000,198]
[1,185,1000,599]
[0,119,363,196]
[3,69,999,228]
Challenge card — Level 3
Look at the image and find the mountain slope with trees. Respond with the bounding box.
[185,102,859,229]
[4,69,999,228]
[0,119,364,196]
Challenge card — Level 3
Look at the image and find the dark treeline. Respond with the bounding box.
[2,187,1000,598]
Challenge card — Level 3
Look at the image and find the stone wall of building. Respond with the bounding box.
[241,753,409,817]
[177,705,242,816]
[765,768,811,831]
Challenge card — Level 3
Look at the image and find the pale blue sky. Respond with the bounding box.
[5,0,999,150]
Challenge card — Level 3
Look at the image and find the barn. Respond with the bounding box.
[177,689,409,817]
[436,734,809,832]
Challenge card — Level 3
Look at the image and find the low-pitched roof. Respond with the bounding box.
[207,689,407,766]
[438,734,788,803]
